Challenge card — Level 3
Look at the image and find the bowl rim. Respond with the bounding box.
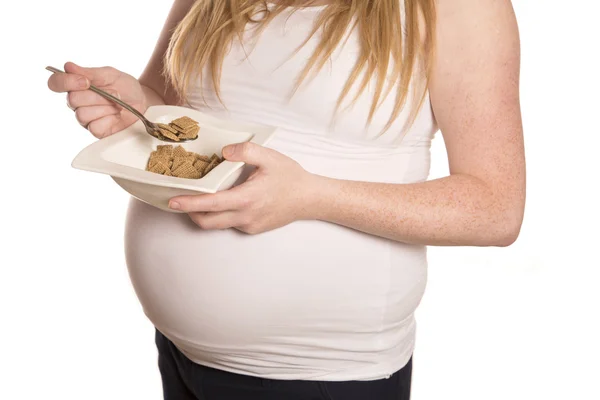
[71,105,277,193]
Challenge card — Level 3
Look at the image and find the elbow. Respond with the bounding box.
[495,226,521,247]
[491,211,524,247]
[465,177,526,247]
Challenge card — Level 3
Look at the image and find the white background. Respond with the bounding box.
[1,1,599,399]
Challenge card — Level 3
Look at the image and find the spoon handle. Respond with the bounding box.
[45,66,148,124]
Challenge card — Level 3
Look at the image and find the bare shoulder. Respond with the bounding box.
[429,0,523,176]
[433,0,520,67]
[429,0,520,108]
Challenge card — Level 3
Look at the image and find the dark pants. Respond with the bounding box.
[156,329,413,400]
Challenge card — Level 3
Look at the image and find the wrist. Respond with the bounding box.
[298,173,334,222]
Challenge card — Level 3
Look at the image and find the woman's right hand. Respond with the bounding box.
[47,62,148,139]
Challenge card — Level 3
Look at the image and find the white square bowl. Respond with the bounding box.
[71,105,276,212]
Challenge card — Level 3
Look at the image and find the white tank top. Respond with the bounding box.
[125,6,437,381]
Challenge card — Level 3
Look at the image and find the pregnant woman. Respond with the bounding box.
[47,0,525,398]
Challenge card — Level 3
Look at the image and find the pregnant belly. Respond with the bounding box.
[125,197,427,377]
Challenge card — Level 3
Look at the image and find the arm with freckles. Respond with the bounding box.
[171,0,525,247]
[306,0,525,246]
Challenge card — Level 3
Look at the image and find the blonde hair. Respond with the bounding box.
[165,0,436,133]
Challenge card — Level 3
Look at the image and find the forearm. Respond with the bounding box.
[308,173,522,247]
[141,84,166,108]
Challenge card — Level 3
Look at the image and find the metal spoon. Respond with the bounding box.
[46,66,195,143]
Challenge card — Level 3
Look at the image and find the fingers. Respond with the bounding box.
[48,70,89,93]
[75,105,121,127]
[47,61,127,139]
[67,89,120,110]
[222,142,278,167]
[87,114,123,139]
[169,188,251,213]
[47,62,121,94]
[189,212,245,230]
[64,62,121,87]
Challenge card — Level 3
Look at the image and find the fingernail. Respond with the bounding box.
[223,145,235,158]
[169,201,180,210]
[78,77,89,89]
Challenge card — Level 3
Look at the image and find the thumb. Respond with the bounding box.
[222,142,276,167]
[64,61,120,87]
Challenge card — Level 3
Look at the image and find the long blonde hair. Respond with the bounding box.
[165,0,436,133]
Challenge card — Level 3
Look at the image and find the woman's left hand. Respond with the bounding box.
[168,142,319,234]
